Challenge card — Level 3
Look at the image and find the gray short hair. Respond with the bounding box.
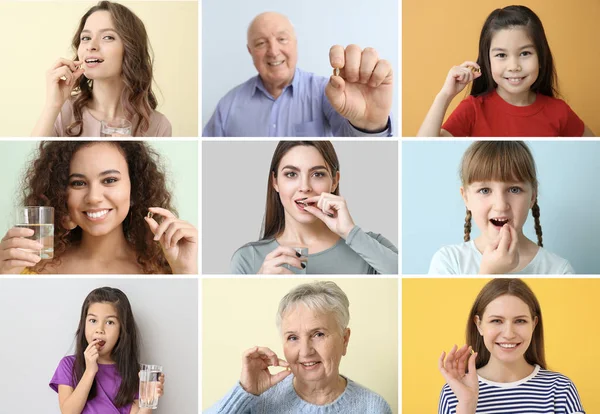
[276,281,350,334]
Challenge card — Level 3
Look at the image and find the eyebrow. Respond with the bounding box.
[491,44,535,52]
[81,28,117,35]
[488,315,530,319]
[69,170,122,179]
[284,327,329,335]
[280,165,328,172]
[87,313,118,319]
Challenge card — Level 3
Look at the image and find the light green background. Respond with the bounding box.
[0,140,198,233]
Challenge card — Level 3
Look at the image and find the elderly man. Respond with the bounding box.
[203,12,394,137]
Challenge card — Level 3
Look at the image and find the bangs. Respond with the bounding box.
[461,141,537,186]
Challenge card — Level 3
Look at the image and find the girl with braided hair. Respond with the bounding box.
[428,141,573,274]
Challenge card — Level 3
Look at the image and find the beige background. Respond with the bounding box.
[0,1,197,137]
[203,278,399,413]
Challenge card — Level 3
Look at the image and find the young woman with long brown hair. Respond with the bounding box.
[230,141,397,274]
[32,1,171,137]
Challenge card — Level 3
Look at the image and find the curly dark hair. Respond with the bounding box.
[21,141,174,273]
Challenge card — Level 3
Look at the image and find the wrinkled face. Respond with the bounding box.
[475,295,537,365]
[67,143,131,237]
[84,302,121,360]
[78,10,124,80]
[461,180,535,242]
[247,13,298,91]
[272,146,338,226]
[489,27,539,100]
[281,303,350,384]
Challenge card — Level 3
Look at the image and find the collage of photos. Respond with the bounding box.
[0,0,598,413]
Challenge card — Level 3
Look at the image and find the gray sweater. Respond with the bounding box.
[230,226,398,274]
[204,375,392,413]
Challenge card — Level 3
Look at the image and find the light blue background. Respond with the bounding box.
[202,0,398,134]
[0,140,198,235]
[402,141,600,274]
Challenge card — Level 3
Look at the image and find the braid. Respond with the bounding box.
[464,209,472,242]
[531,201,543,247]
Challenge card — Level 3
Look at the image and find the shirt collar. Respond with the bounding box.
[253,68,300,99]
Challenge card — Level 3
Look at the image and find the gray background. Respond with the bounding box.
[202,0,398,135]
[403,141,600,274]
[0,278,198,413]
[202,141,398,274]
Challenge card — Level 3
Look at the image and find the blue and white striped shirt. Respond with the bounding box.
[438,365,585,414]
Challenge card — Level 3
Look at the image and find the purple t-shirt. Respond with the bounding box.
[49,355,133,414]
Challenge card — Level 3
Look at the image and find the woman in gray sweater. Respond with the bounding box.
[205,281,392,413]
[230,141,398,274]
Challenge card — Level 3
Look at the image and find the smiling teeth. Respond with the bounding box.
[498,343,517,348]
[86,59,103,63]
[268,61,284,66]
[86,210,109,218]
[301,362,318,366]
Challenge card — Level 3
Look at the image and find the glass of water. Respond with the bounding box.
[139,364,162,409]
[15,206,54,259]
[101,118,132,137]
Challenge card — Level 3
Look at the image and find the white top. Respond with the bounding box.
[438,365,585,414]
[428,240,574,275]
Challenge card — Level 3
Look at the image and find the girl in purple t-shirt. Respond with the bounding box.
[50,287,165,414]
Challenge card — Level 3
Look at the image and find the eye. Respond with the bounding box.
[521,51,533,56]
[287,335,298,341]
[312,171,326,178]
[81,36,91,41]
[477,188,490,195]
[515,319,527,324]
[103,35,115,41]
[106,320,115,325]
[88,318,96,323]
[70,180,86,188]
[509,187,522,194]
[284,171,297,178]
[256,41,265,47]
[278,37,288,43]
[490,319,502,324]
[494,53,506,58]
[314,332,325,338]
[103,177,118,184]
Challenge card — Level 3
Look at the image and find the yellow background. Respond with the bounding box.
[403,278,600,413]
[203,278,398,413]
[0,1,197,137]
[402,0,600,136]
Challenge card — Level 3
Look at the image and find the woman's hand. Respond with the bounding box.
[439,345,479,414]
[45,58,85,110]
[257,246,306,274]
[84,339,102,375]
[439,61,482,101]
[0,227,43,274]
[144,207,198,274]
[301,193,356,239]
[240,346,291,396]
[479,224,519,274]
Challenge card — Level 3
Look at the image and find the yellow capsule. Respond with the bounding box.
[470,66,481,73]
[333,68,340,77]
[147,211,154,219]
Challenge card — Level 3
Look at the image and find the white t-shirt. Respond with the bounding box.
[428,240,574,275]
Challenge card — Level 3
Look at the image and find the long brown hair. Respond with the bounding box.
[21,141,174,273]
[460,141,543,246]
[67,1,158,137]
[73,287,139,407]
[261,141,340,240]
[467,278,546,370]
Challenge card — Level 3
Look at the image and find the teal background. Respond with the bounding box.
[402,141,600,274]
[0,140,198,234]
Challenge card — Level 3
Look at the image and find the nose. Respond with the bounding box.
[491,191,509,211]
[299,337,315,357]
[95,325,105,334]
[86,37,98,52]
[266,39,280,57]
[298,174,312,193]
[508,57,521,72]
[502,322,517,338]
[85,183,104,204]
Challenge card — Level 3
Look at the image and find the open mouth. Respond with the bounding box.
[489,217,509,227]
[294,198,334,217]
[85,58,104,64]
[84,209,111,220]
[268,60,285,67]
[504,76,526,84]
[496,342,521,350]
[299,361,321,369]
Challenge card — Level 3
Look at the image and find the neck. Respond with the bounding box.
[496,87,536,106]
[478,356,535,383]
[97,355,116,364]
[293,374,347,405]
[261,73,294,100]
[77,225,132,261]
[277,213,339,247]
[88,77,126,120]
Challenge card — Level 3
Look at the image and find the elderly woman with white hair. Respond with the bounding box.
[205,281,391,413]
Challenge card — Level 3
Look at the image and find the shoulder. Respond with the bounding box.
[58,355,76,369]
[429,242,475,275]
[534,248,574,274]
[535,368,578,386]
[147,109,172,137]
[342,378,391,411]
[218,75,262,104]
[230,239,277,274]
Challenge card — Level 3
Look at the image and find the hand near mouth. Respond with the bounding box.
[83,338,102,374]
[439,344,479,413]
[144,207,198,274]
[240,346,291,396]
[440,61,482,101]
[300,193,356,239]
[479,224,520,274]
[46,58,85,110]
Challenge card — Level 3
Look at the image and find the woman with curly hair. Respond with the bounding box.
[0,141,197,274]
[32,1,171,137]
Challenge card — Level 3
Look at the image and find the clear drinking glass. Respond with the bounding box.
[100,118,132,137]
[15,206,54,259]
[283,247,308,274]
[139,364,162,409]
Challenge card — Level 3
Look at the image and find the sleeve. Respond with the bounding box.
[428,247,458,275]
[441,98,475,137]
[230,246,254,274]
[203,383,257,414]
[565,378,585,414]
[345,226,398,274]
[53,115,62,137]
[155,115,172,137]
[559,101,585,137]
[203,99,227,137]
[562,260,575,275]
[438,384,453,414]
[321,84,393,137]
[49,356,76,392]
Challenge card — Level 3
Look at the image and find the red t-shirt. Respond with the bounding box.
[442,90,585,137]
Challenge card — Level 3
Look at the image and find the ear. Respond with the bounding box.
[272,171,279,193]
[532,315,538,330]
[530,189,537,209]
[331,171,340,193]
[460,186,469,208]
[341,328,351,356]
[247,44,251,55]
[61,215,77,231]
[474,315,483,335]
